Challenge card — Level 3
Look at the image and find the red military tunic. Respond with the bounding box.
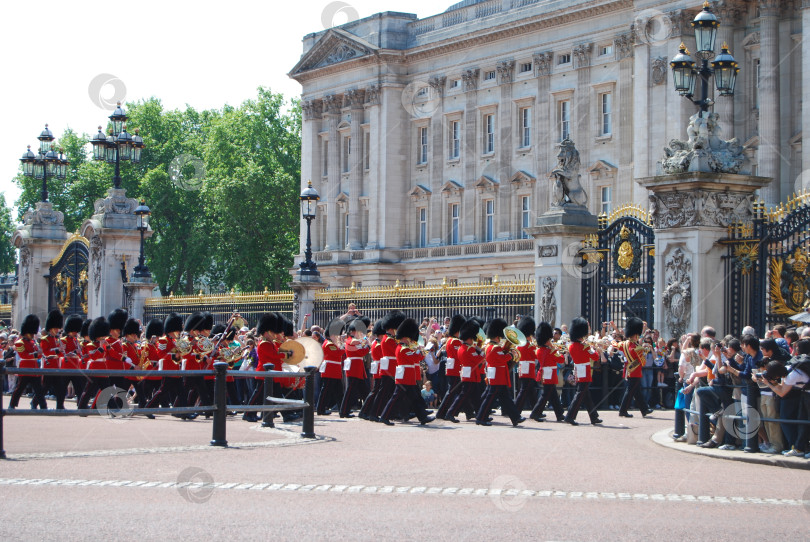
[394,343,422,386]
[84,341,106,370]
[344,337,369,379]
[40,335,61,369]
[369,339,383,380]
[123,340,141,380]
[444,336,462,378]
[256,338,283,376]
[516,343,537,380]
[569,341,599,383]
[157,336,181,371]
[60,336,83,370]
[15,338,39,369]
[183,337,203,371]
[145,342,162,380]
[458,342,484,383]
[320,339,344,379]
[536,345,565,385]
[378,334,398,378]
[616,340,645,379]
[104,337,127,371]
[485,342,513,386]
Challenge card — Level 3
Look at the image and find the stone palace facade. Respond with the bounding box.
[289,0,807,288]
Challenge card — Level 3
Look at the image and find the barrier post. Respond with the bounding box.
[697,391,711,444]
[302,367,315,439]
[262,364,275,428]
[0,361,5,458]
[674,408,685,438]
[210,362,228,447]
[744,392,759,453]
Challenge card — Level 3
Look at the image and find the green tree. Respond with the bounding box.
[0,194,17,274]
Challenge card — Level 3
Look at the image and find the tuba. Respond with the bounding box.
[502,325,526,366]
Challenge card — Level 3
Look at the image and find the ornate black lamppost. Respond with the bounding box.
[19,125,69,201]
[298,181,320,278]
[133,200,151,278]
[90,101,144,189]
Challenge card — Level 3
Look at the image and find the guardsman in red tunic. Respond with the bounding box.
[57,315,85,409]
[316,318,345,416]
[370,311,406,421]
[513,316,538,414]
[144,313,185,412]
[273,315,303,423]
[340,318,371,418]
[529,322,567,422]
[379,318,434,426]
[40,310,64,408]
[445,320,486,423]
[180,312,211,418]
[436,314,470,420]
[616,317,653,418]
[359,320,386,420]
[136,319,163,412]
[563,317,604,426]
[105,309,133,408]
[476,319,525,427]
[77,317,112,411]
[245,313,284,422]
[9,314,46,409]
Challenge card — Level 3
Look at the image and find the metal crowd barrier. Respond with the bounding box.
[0,361,316,459]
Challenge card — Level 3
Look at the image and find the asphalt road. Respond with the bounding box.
[1,407,808,541]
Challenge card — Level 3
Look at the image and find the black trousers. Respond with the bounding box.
[9,375,46,409]
[184,376,212,408]
[514,378,537,413]
[316,377,343,414]
[478,384,522,424]
[372,376,395,418]
[565,381,600,423]
[77,377,109,410]
[145,377,183,409]
[381,384,429,423]
[55,375,86,410]
[531,383,565,421]
[448,381,479,418]
[436,375,461,419]
[359,378,381,418]
[136,379,159,408]
[619,376,650,415]
[340,376,368,417]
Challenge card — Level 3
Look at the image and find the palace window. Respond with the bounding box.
[484,200,494,242]
[600,92,612,136]
[519,62,532,73]
[558,53,571,65]
[450,79,460,89]
[600,186,612,215]
[521,196,531,239]
[483,114,495,154]
[519,107,531,148]
[417,126,428,165]
[342,136,351,173]
[418,208,427,248]
[599,45,613,57]
[322,140,329,176]
[484,70,496,81]
[559,100,571,141]
[450,120,461,159]
[450,203,460,245]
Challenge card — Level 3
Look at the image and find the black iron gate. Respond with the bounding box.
[581,207,655,329]
[48,235,89,319]
[724,195,810,335]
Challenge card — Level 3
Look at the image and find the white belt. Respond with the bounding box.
[346,357,364,362]
[324,360,342,365]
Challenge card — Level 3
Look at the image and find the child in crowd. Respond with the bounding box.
[421,380,437,407]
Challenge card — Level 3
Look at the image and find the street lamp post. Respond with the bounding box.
[669,2,739,113]
[133,200,151,278]
[298,181,320,278]
[90,101,145,189]
[19,124,69,202]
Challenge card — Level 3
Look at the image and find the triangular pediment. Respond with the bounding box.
[335,191,350,205]
[475,175,499,192]
[441,180,464,196]
[290,29,379,76]
[510,170,536,186]
[589,159,617,180]
[409,184,432,199]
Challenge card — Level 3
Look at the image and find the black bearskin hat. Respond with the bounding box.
[200,312,214,331]
[381,310,406,332]
[123,318,141,337]
[80,319,92,338]
[372,319,386,336]
[348,318,369,334]
[448,314,466,337]
[325,317,346,339]
[468,316,485,329]
[45,309,63,331]
[145,318,164,339]
[516,316,536,338]
[108,308,128,331]
[257,313,277,336]
[20,314,40,336]
[272,312,286,334]
[283,316,294,338]
[624,317,644,339]
[486,318,508,340]
[211,324,226,336]
[184,312,204,332]
[536,322,554,345]
[164,312,183,334]
[459,320,481,342]
[89,317,110,341]
[569,317,590,342]
[396,317,420,342]
[64,315,83,334]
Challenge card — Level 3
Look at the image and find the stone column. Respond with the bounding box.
[323,94,342,250]
[632,33,649,182]
[428,76,446,246]
[10,202,68,325]
[301,99,323,252]
[638,173,770,338]
[534,53,553,213]
[614,32,635,203]
[289,278,324,332]
[364,85,381,250]
[573,43,593,171]
[802,1,810,180]
[346,89,365,250]
[496,60,514,239]
[714,2,741,140]
[462,68,480,243]
[123,278,156,322]
[758,0,781,204]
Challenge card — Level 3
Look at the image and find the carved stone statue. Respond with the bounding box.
[538,276,558,327]
[90,235,104,295]
[549,139,588,207]
[19,246,31,298]
[661,248,692,338]
[661,112,745,174]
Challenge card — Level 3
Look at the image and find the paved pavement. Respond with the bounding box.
[1,405,808,541]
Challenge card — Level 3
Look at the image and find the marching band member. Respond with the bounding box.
[180,313,211,418]
[340,319,370,418]
[370,311,406,421]
[77,317,111,411]
[358,320,385,420]
[616,317,653,418]
[122,318,145,411]
[137,319,164,410]
[276,314,303,422]
[105,309,133,402]
[57,315,85,408]
[513,316,538,413]
[476,318,525,427]
[378,318,434,426]
[40,310,64,408]
[245,313,284,423]
[316,318,345,416]
[529,322,566,422]
[563,317,604,426]
[144,313,185,412]
[8,314,46,409]
[436,314,470,420]
[445,320,486,423]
